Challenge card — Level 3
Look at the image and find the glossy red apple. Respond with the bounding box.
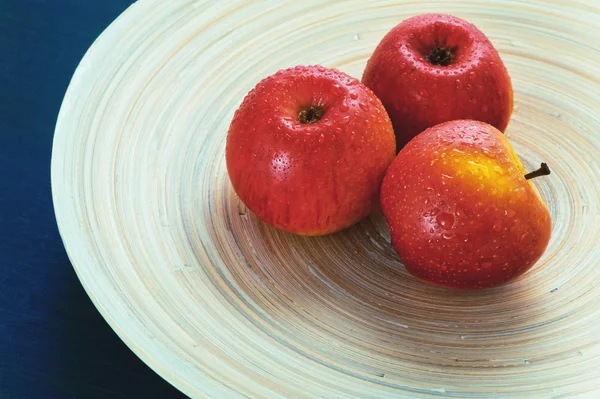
[380,120,551,289]
[363,14,513,150]
[226,65,396,235]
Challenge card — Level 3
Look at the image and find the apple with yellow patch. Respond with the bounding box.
[380,119,551,289]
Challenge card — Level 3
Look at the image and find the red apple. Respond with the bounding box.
[226,65,396,235]
[380,120,551,289]
[362,14,514,150]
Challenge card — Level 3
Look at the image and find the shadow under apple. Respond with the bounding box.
[218,185,567,383]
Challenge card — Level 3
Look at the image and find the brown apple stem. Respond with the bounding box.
[524,162,551,180]
[298,106,324,124]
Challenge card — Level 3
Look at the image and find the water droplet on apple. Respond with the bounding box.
[317,66,326,72]
[350,92,359,100]
[481,261,492,268]
[492,220,503,232]
[442,232,455,240]
[514,187,528,201]
[470,98,478,104]
[339,102,349,112]
[318,134,325,143]
[481,105,489,113]
[466,84,473,92]
[469,71,477,80]
[456,79,463,89]
[436,213,455,229]
[359,102,368,111]
[505,209,516,218]
[347,80,357,86]
[340,115,350,125]
[440,264,448,271]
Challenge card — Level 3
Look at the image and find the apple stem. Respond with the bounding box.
[298,106,324,124]
[427,46,455,66]
[524,162,551,180]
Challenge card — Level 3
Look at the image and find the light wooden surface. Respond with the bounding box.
[52,1,600,397]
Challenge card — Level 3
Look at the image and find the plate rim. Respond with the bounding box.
[50,2,200,397]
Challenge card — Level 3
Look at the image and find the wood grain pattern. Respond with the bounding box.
[51,0,600,397]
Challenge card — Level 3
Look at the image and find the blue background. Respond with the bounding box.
[0,1,187,398]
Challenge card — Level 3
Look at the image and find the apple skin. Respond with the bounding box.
[380,120,551,289]
[362,14,513,150]
[226,65,396,236]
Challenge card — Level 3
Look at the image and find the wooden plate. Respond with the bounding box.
[51,1,600,397]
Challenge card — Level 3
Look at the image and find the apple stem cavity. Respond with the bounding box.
[298,106,324,124]
[427,46,455,67]
[525,162,551,180]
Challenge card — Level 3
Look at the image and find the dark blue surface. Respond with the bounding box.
[0,2,187,398]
